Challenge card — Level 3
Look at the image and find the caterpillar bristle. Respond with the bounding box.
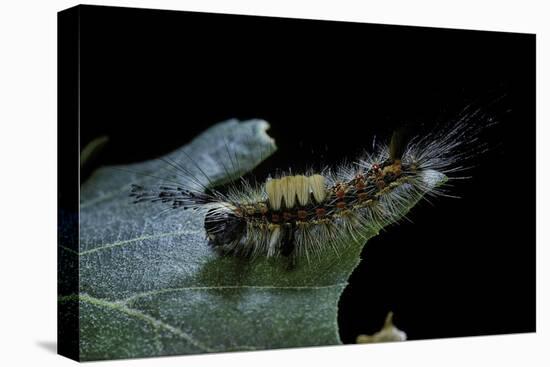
[295,175,309,206]
[281,176,296,208]
[265,178,282,210]
[389,128,409,161]
[309,174,327,204]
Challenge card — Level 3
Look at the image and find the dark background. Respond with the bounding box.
[78,5,535,342]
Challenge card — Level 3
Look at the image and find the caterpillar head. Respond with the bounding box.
[204,204,246,250]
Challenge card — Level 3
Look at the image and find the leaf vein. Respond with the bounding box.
[77,293,215,353]
[59,245,79,255]
[78,230,200,256]
[80,186,129,209]
[122,283,349,304]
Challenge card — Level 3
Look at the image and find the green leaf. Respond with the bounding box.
[80,135,109,169]
[59,119,445,361]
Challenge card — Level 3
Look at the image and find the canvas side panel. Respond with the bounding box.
[57,5,80,362]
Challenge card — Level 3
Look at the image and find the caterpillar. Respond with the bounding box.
[130,113,488,261]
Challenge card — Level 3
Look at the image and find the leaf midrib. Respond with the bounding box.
[65,229,200,256]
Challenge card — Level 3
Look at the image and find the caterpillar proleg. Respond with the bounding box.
[130,115,487,261]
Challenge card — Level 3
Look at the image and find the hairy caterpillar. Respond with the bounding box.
[130,114,486,260]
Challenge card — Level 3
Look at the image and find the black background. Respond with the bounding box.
[78,5,535,342]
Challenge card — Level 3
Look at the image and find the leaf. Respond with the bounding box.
[58,118,445,361]
[80,135,109,169]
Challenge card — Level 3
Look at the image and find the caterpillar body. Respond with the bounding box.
[130,116,484,261]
